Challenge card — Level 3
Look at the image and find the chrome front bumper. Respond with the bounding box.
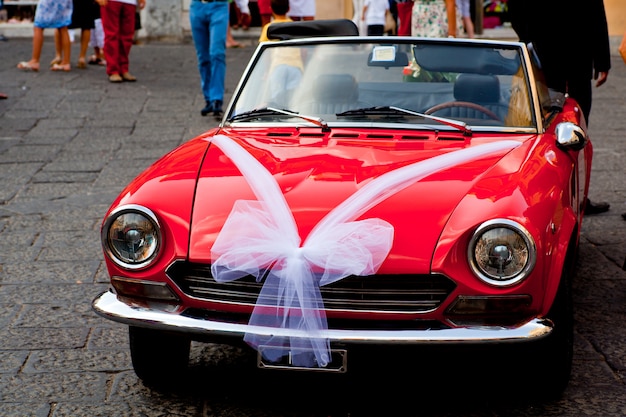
[92,290,553,344]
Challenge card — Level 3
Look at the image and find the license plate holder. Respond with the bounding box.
[257,346,347,373]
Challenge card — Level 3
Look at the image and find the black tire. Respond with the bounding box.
[128,326,191,387]
[527,243,575,399]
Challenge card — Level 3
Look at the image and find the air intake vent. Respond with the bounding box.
[167,261,456,314]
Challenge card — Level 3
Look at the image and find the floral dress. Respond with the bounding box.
[411,0,462,38]
[34,0,73,29]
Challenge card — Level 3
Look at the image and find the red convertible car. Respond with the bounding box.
[93,20,592,395]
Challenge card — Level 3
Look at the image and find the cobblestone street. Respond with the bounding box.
[1,33,626,416]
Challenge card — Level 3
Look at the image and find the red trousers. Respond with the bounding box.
[257,0,271,15]
[100,1,136,76]
[396,2,413,36]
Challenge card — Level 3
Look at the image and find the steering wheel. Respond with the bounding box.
[424,101,501,121]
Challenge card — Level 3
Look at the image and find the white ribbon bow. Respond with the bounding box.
[209,134,520,367]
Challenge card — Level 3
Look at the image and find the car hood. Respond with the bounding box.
[188,129,526,273]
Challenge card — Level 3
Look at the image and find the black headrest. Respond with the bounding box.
[314,74,358,102]
[266,19,359,41]
[454,74,500,103]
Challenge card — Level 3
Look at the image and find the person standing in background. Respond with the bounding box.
[508,0,611,214]
[259,0,292,42]
[190,0,250,118]
[411,0,457,38]
[17,0,73,72]
[258,0,303,106]
[96,0,146,83]
[456,0,473,37]
[287,0,314,21]
[395,0,412,36]
[133,7,141,44]
[257,0,272,27]
[362,0,389,36]
[53,0,100,70]
[226,0,244,49]
[88,6,106,65]
[619,30,626,65]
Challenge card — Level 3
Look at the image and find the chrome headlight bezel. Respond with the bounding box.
[101,204,162,270]
[467,219,536,287]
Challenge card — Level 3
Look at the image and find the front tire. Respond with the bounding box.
[129,326,191,387]
[528,243,575,398]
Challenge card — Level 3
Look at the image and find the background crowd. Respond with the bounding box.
[6,0,626,218]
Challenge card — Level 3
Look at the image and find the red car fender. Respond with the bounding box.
[101,131,216,281]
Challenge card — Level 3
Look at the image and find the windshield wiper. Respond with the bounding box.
[228,107,330,132]
[228,107,288,122]
[337,106,471,136]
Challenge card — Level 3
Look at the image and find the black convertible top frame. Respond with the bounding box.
[266,19,359,41]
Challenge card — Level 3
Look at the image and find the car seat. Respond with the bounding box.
[427,73,508,121]
[303,73,362,115]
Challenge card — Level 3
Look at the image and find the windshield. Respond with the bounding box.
[227,39,536,130]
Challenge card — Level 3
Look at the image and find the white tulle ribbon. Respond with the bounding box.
[209,134,520,367]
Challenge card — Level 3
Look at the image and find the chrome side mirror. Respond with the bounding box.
[556,122,586,151]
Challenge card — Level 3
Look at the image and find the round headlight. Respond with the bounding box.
[468,219,536,287]
[102,205,161,270]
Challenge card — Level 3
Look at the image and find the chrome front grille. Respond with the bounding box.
[167,261,455,314]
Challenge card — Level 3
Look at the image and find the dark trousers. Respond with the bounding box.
[367,24,385,36]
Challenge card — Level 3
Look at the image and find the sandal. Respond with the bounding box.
[50,57,62,66]
[88,55,101,65]
[51,63,71,72]
[17,61,39,72]
[77,59,87,69]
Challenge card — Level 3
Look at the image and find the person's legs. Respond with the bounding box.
[51,27,71,71]
[18,26,44,70]
[226,23,242,48]
[458,0,474,38]
[59,27,71,66]
[31,27,44,64]
[257,0,271,26]
[101,1,122,76]
[117,2,136,77]
[207,3,228,113]
[367,24,384,36]
[568,75,607,214]
[190,1,212,108]
[78,29,91,67]
[567,77,592,125]
[190,2,227,115]
[52,29,62,65]
[462,16,474,38]
[396,1,413,36]
[89,17,105,65]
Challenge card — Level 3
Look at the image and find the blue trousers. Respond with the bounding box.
[189,1,228,103]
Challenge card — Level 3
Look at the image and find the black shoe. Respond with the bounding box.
[211,100,223,117]
[585,198,610,215]
[200,101,213,117]
[621,212,626,221]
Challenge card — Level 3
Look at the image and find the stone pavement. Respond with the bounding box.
[0,33,626,417]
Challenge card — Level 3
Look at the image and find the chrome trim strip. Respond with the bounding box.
[93,291,553,343]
